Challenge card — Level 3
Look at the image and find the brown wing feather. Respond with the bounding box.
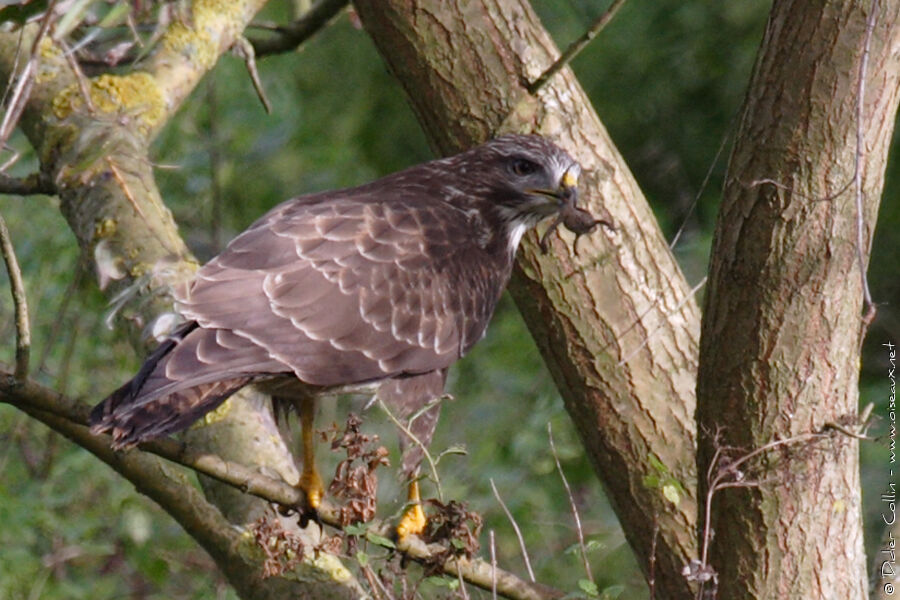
[175,194,494,387]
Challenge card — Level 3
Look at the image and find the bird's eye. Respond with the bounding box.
[509,158,540,177]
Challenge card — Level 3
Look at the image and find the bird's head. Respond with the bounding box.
[477,134,582,228]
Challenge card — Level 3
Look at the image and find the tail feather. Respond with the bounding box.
[90,321,257,449]
[90,378,250,449]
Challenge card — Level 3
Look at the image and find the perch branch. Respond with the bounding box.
[0,213,30,380]
[0,373,565,600]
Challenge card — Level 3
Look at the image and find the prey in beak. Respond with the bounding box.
[539,167,614,252]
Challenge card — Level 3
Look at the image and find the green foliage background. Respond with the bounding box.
[1,1,897,598]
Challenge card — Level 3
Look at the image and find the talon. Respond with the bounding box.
[397,502,427,540]
[299,506,322,529]
[299,468,325,510]
[397,479,427,540]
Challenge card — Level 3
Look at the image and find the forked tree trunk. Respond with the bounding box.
[355,1,702,598]
[698,1,900,598]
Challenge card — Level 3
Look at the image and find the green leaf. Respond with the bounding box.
[365,531,396,549]
[343,523,368,536]
[423,576,459,589]
[578,579,600,597]
[355,551,368,567]
[642,474,660,488]
[600,584,625,599]
[648,453,667,473]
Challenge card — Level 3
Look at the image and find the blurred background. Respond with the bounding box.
[0,1,897,598]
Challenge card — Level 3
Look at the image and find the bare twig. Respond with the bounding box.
[695,425,867,599]
[250,0,349,57]
[458,565,471,600]
[527,0,628,94]
[0,172,56,195]
[853,0,879,330]
[490,478,536,583]
[670,115,735,250]
[59,39,95,113]
[105,157,147,220]
[490,529,498,600]
[0,375,565,600]
[376,397,443,501]
[547,423,592,584]
[232,37,272,114]
[742,176,854,203]
[0,0,58,149]
[0,212,30,380]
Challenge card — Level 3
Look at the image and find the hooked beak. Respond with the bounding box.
[528,167,580,210]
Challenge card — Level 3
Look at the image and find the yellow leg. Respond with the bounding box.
[396,479,427,540]
[297,397,324,511]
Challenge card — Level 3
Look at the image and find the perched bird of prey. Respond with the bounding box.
[90,134,598,537]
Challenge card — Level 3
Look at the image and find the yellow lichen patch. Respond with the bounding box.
[94,218,117,239]
[51,72,165,137]
[201,397,234,425]
[308,552,354,583]
[35,37,64,83]
[160,21,217,70]
[193,0,245,37]
[159,0,248,69]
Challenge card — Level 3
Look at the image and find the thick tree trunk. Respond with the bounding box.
[697,1,900,598]
[355,2,701,597]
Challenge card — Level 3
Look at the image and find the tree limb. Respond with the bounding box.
[0,171,56,195]
[0,372,566,600]
[249,0,349,57]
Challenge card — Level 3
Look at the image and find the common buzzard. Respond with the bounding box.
[90,134,601,536]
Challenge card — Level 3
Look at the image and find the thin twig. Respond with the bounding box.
[458,565,471,600]
[232,37,272,114]
[490,529,498,600]
[0,0,58,149]
[250,0,349,57]
[695,426,862,597]
[0,212,30,380]
[547,423,592,584]
[0,172,56,195]
[670,114,736,250]
[105,157,147,220]
[854,0,879,331]
[527,0,628,94]
[743,176,854,203]
[490,478,536,583]
[376,397,443,501]
[59,39,95,113]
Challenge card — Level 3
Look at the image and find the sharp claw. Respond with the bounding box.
[299,507,322,529]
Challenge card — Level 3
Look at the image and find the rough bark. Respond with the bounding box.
[354,1,701,597]
[0,6,366,597]
[697,1,900,598]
